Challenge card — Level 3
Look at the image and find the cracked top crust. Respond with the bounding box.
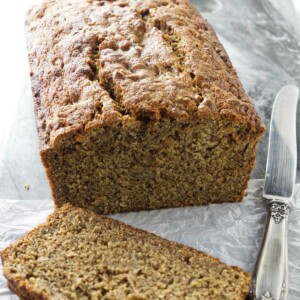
[26,0,265,151]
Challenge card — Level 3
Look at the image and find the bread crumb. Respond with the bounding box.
[24,183,30,190]
[1,205,251,299]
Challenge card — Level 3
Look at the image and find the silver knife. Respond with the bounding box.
[250,85,299,300]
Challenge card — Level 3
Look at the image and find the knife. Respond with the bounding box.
[250,85,299,300]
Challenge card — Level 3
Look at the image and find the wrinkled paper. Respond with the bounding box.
[1,180,300,299]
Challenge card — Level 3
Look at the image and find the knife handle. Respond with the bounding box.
[249,200,290,300]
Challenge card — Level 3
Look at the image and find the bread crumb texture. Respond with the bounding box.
[1,205,250,299]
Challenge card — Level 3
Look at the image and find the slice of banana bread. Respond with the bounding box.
[1,204,250,299]
[26,0,265,214]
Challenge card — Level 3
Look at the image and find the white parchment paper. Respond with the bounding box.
[1,179,300,299]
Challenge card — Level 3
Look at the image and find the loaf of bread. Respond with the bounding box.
[26,0,265,214]
[1,204,250,299]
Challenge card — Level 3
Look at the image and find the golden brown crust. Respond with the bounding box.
[25,0,264,152]
[2,204,250,299]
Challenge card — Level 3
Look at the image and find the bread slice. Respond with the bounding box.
[1,204,250,299]
[26,0,265,214]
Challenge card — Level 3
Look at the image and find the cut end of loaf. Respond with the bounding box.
[41,119,261,214]
[1,204,251,299]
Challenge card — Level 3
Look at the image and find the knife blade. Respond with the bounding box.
[250,85,299,300]
[264,85,298,200]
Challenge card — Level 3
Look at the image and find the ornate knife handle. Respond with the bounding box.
[249,200,290,300]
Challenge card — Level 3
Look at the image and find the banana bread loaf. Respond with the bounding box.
[1,204,250,299]
[26,0,265,214]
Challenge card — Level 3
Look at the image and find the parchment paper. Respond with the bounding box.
[1,180,300,299]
